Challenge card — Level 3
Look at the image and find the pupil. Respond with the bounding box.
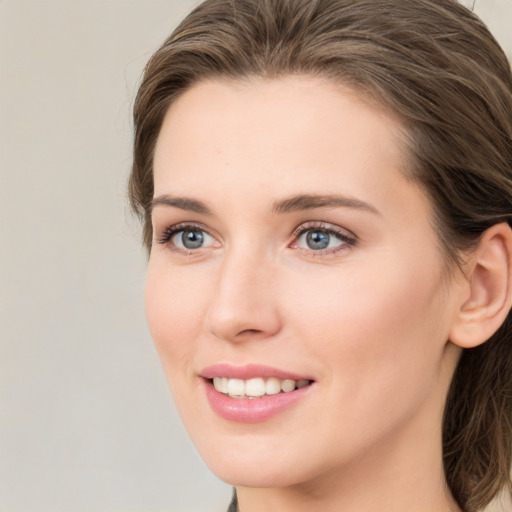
[182,229,204,249]
[307,231,330,250]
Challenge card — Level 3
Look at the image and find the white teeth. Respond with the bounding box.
[245,378,266,397]
[212,376,311,397]
[213,377,229,394]
[227,378,245,396]
[266,377,282,395]
[281,379,296,392]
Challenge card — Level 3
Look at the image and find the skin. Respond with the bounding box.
[146,76,467,512]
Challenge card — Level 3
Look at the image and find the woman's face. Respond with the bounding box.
[146,76,462,488]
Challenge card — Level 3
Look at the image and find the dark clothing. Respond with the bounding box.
[227,489,238,512]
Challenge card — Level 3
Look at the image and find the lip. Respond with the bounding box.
[200,363,313,381]
[200,364,315,423]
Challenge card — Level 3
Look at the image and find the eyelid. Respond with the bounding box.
[156,221,219,250]
[290,221,357,255]
[291,221,356,240]
[154,220,357,257]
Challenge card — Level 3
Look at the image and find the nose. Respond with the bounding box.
[204,249,282,343]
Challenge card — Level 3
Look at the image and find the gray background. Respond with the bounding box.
[1,1,511,511]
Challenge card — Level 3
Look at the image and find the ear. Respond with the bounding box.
[449,223,512,349]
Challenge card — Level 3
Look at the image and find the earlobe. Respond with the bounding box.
[449,223,512,349]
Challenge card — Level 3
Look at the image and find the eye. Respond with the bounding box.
[297,229,343,251]
[175,228,212,249]
[301,230,337,250]
[292,222,356,254]
[157,223,216,252]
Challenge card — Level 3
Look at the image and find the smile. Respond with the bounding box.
[201,365,315,423]
[212,377,311,398]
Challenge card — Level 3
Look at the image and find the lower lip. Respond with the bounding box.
[203,379,314,423]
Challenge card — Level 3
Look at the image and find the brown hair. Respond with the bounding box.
[129,1,512,510]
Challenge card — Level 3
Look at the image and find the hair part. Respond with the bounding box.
[129,1,512,510]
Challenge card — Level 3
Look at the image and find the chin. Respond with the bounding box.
[209,459,304,488]
[193,432,321,489]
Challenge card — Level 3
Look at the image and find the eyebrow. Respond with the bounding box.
[151,193,379,216]
[272,194,380,215]
[151,195,212,215]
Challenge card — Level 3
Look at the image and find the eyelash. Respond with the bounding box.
[156,221,357,256]
[157,222,211,255]
[291,221,357,256]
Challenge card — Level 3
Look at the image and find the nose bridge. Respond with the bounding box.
[205,243,281,342]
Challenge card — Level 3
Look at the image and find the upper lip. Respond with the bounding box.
[200,363,314,381]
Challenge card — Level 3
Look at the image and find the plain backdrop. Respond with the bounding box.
[1,1,511,511]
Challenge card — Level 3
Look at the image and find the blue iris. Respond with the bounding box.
[306,231,330,250]
[182,229,204,249]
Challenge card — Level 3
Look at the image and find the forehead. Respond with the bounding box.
[155,76,404,148]
[151,75,431,232]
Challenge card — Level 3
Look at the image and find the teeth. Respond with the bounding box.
[213,377,229,394]
[266,377,281,395]
[227,378,245,396]
[281,379,295,392]
[245,378,266,397]
[212,377,311,397]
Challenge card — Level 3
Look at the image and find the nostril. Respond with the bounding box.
[205,294,282,342]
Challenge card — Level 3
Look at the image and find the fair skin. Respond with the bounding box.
[145,76,512,512]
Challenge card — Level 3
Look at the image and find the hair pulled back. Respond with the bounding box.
[129,1,512,510]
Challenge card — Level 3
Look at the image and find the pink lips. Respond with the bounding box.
[201,363,312,381]
[200,364,314,423]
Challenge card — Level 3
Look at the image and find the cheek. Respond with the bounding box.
[144,263,210,376]
[270,255,451,468]
[285,253,448,398]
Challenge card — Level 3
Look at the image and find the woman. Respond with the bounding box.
[129,1,512,511]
